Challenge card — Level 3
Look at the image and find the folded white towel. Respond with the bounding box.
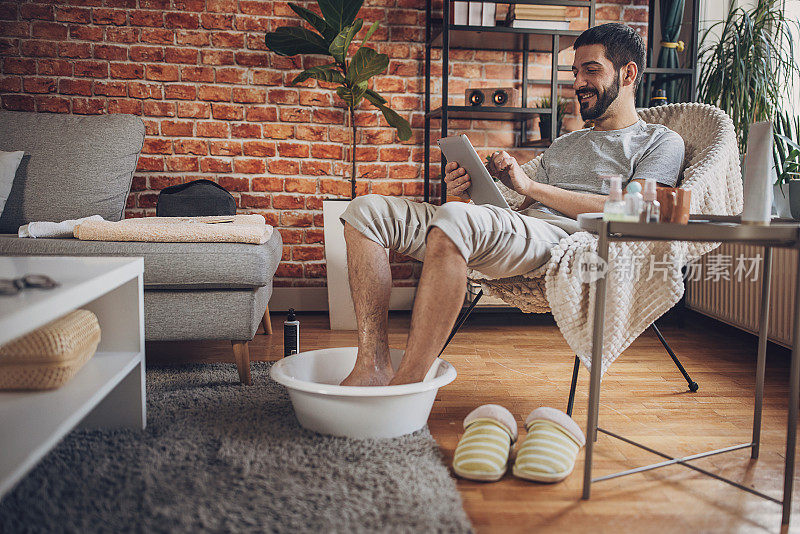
[19,215,104,238]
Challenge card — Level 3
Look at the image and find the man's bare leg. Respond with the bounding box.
[340,221,395,386]
[390,227,467,385]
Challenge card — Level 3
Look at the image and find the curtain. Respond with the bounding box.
[655,0,685,103]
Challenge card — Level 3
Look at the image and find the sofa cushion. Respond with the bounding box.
[0,111,144,233]
[0,230,282,289]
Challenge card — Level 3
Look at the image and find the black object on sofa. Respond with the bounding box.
[156,179,237,217]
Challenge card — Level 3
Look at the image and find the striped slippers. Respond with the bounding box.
[452,404,518,481]
[512,407,586,483]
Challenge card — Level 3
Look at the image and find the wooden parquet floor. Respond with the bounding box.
[147,310,800,533]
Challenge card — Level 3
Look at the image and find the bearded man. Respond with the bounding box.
[338,23,685,386]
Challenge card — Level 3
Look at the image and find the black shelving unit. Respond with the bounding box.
[424,0,596,204]
[423,0,700,204]
[639,0,701,106]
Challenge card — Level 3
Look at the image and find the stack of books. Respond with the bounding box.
[505,4,569,30]
[452,2,500,26]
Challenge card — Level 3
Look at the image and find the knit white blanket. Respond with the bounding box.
[470,104,743,374]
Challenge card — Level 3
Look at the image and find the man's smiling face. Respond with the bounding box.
[572,44,621,122]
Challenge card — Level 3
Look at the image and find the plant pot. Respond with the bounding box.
[538,117,562,141]
[323,199,357,330]
[774,183,792,218]
[789,181,800,221]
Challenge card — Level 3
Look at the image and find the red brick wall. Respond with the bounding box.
[0,0,646,288]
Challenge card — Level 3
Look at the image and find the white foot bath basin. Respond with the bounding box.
[270,347,457,439]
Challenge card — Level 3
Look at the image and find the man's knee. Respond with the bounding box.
[340,194,392,244]
[426,226,460,253]
[342,194,387,225]
[429,201,471,236]
[426,202,472,261]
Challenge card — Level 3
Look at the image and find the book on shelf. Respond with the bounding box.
[508,5,568,20]
[451,2,500,27]
[494,3,509,22]
[481,2,496,26]
[453,1,468,24]
[468,1,482,25]
[507,19,571,30]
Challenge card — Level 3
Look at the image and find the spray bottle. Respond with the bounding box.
[602,175,626,222]
[624,181,644,222]
[640,178,661,223]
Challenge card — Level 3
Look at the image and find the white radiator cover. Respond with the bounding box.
[685,242,797,348]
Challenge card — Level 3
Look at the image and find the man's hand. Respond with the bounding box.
[488,151,533,197]
[444,161,471,198]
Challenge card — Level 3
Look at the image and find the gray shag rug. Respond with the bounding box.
[0,363,472,533]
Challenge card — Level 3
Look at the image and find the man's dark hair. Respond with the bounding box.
[574,23,646,88]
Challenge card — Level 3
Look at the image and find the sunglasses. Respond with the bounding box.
[0,274,59,296]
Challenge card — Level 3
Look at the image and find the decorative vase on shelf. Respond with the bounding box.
[538,116,562,141]
[649,87,668,107]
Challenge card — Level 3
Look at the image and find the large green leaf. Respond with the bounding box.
[363,91,412,141]
[360,20,379,49]
[265,26,330,57]
[288,3,336,44]
[336,84,367,108]
[291,63,345,85]
[346,46,389,85]
[318,0,363,33]
[329,19,363,64]
[364,88,386,104]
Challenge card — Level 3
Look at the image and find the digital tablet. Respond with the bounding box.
[437,134,510,209]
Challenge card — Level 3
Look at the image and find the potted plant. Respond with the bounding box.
[537,96,569,141]
[265,0,411,330]
[696,0,799,156]
[774,112,800,218]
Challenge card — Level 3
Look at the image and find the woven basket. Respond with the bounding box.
[0,309,101,390]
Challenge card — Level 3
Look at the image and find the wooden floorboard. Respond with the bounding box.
[147,310,800,533]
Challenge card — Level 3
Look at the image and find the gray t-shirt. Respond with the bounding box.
[521,119,685,221]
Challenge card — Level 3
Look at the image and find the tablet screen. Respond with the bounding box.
[438,135,510,209]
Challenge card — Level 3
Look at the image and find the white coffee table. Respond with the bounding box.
[0,256,145,498]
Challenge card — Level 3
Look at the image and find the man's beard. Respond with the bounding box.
[577,74,621,121]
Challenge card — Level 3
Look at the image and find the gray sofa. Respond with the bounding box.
[0,110,282,384]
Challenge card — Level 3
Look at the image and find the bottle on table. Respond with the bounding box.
[640,178,661,223]
[602,174,626,222]
[624,181,643,222]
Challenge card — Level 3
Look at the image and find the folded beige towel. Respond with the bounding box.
[74,215,273,244]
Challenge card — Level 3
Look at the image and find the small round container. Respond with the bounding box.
[270,347,457,439]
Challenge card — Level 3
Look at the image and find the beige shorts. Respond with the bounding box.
[340,194,572,279]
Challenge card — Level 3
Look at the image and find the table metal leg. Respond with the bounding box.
[782,248,800,526]
[753,247,772,459]
[583,221,609,500]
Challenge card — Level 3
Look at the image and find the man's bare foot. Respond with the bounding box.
[340,349,394,386]
[387,366,428,385]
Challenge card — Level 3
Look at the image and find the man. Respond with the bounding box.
[339,23,685,386]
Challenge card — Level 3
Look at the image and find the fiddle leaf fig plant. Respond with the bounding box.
[265,0,412,199]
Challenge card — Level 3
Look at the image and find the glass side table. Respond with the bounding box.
[577,213,800,529]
